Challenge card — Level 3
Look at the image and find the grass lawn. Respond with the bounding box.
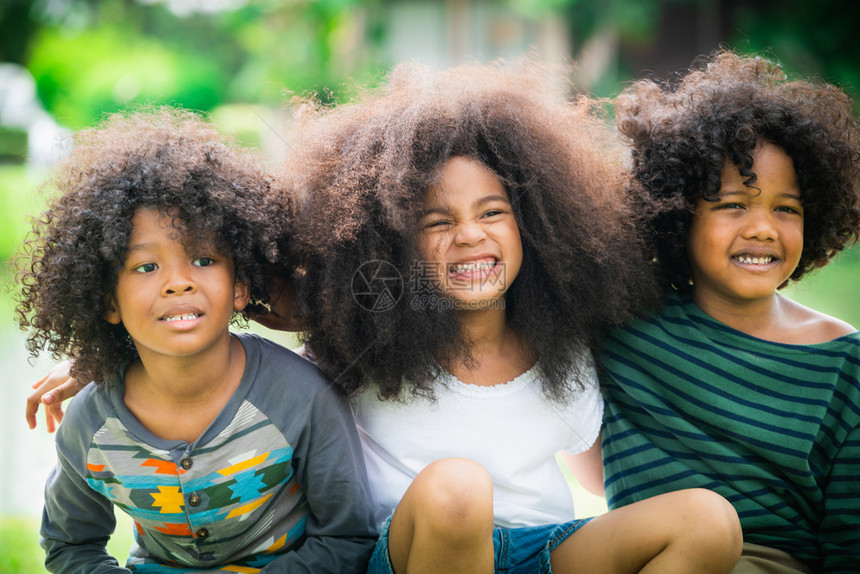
[0,513,135,572]
[0,518,45,573]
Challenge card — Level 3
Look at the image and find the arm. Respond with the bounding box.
[261,387,377,573]
[559,366,606,497]
[42,407,129,573]
[819,423,860,572]
[26,360,82,432]
[560,431,605,496]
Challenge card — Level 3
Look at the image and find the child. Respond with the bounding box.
[285,60,742,573]
[601,50,860,572]
[16,108,377,572]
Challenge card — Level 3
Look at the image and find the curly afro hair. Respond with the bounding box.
[16,107,293,385]
[616,49,860,293]
[286,58,659,401]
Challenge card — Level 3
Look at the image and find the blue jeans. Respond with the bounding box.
[366,515,593,574]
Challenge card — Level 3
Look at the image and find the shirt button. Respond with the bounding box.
[196,528,209,540]
[180,457,193,470]
[189,493,201,507]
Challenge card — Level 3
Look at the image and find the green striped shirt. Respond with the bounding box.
[600,292,860,572]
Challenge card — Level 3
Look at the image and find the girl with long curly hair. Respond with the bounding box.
[600,50,860,572]
[17,108,376,573]
[285,59,740,574]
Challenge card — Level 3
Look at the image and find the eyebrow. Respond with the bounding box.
[419,194,511,217]
[125,243,157,254]
[717,189,802,200]
[473,194,511,207]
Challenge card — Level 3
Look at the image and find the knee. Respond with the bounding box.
[677,489,743,562]
[409,458,494,537]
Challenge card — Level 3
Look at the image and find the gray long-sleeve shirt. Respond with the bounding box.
[41,333,377,573]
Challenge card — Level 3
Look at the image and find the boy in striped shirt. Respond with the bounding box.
[602,50,860,573]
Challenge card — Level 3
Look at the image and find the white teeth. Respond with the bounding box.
[449,260,495,274]
[735,255,773,265]
[163,313,199,322]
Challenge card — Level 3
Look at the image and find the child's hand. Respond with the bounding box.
[248,276,306,332]
[25,360,81,432]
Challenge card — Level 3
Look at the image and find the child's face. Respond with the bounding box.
[104,207,250,362]
[418,156,523,310]
[687,142,803,309]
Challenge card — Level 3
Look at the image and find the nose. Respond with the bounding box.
[162,265,196,296]
[741,208,778,241]
[454,221,486,246]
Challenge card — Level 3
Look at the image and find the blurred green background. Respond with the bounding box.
[1,0,858,571]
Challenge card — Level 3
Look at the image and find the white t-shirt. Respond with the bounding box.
[352,361,603,529]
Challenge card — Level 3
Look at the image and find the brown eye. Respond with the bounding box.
[775,206,801,215]
[423,220,450,229]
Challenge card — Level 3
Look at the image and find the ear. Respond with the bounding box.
[104,294,122,325]
[233,279,251,312]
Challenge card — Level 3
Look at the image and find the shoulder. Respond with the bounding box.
[602,296,679,347]
[238,332,347,409]
[781,296,857,344]
[239,332,328,381]
[60,381,113,426]
[55,382,114,463]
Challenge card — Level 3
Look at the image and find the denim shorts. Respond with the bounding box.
[366,515,593,574]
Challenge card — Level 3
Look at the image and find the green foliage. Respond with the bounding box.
[0,166,44,264]
[18,0,856,129]
[28,25,226,129]
[0,0,38,64]
[222,1,381,105]
[732,0,860,101]
[0,128,28,163]
[21,0,380,129]
[608,0,660,44]
[785,244,860,329]
[509,0,580,17]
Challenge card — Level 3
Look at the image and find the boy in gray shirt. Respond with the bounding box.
[17,108,376,573]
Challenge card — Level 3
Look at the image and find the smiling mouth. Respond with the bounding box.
[448,259,497,275]
[161,313,200,322]
[732,255,776,265]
